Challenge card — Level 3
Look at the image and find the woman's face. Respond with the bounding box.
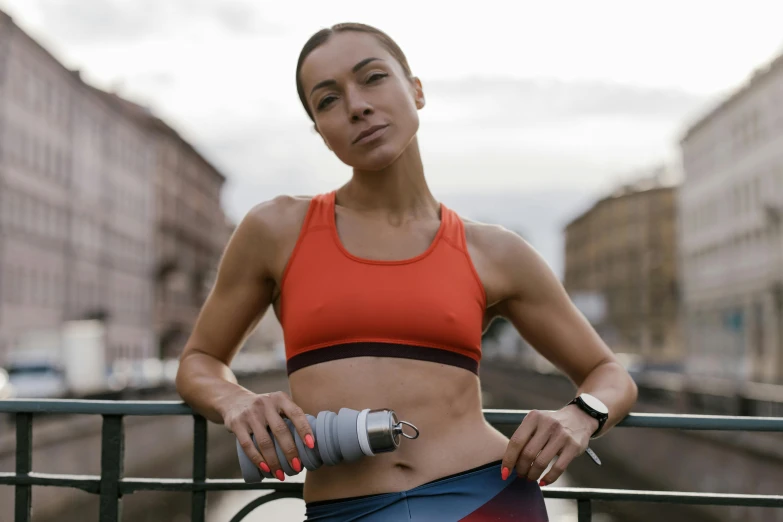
[299,31,425,171]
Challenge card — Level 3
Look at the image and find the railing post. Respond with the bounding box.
[577,498,592,522]
[192,415,208,522]
[99,415,124,522]
[15,413,32,522]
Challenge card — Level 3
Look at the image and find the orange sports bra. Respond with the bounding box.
[279,191,487,376]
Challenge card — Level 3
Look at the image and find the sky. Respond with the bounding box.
[2,0,782,276]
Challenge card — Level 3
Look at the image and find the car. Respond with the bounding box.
[6,362,68,398]
[0,368,14,399]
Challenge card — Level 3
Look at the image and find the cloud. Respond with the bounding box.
[130,71,176,89]
[183,77,706,222]
[211,1,272,35]
[422,76,708,127]
[31,0,284,44]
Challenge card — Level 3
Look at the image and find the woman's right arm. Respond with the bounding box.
[175,198,313,478]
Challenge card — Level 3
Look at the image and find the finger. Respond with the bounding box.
[500,410,539,480]
[540,444,580,486]
[249,418,283,479]
[278,396,315,452]
[515,424,553,479]
[526,430,566,481]
[265,406,301,477]
[236,428,266,472]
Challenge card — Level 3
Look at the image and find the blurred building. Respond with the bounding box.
[94,94,233,360]
[564,167,681,366]
[679,52,783,383]
[0,10,232,366]
[148,116,230,359]
[0,11,156,364]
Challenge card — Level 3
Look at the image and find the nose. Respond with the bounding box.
[346,88,373,121]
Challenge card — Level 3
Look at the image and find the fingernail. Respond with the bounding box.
[305,434,315,449]
[501,467,510,481]
[275,469,285,481]
[259,462,270,473]
[292,457,302,472]
[539,480,546,486]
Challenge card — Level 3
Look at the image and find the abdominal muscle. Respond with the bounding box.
[288,356,510,503]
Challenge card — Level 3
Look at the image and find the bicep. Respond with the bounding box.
[182,213,275,365]
[497,239,615,385]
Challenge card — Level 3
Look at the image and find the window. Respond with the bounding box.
[4,266,16,304]
[1,188,11,226]
[9,126,20,166]
[652,327,664,348]
[754,176,761,205]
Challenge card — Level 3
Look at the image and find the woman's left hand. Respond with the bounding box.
[500,405,598,486]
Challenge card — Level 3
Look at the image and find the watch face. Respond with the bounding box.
[581,393,609,415]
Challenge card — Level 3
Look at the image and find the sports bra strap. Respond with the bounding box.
[299,192,334,233]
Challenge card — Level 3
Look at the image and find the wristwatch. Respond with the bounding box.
[568,393,609,439]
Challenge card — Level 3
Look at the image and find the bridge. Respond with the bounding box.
[0,365,782,522]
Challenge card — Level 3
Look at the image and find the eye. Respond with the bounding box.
[316,95,337,111]
[366,72,388,83]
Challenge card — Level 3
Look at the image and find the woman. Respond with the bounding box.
[176,23,638,521]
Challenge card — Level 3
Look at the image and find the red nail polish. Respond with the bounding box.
[539,480,546,486]
[292,457,302,472]
[501,467,510,481]
[305,434,315,449]
[259,462,270,473]
[275,469,285,481]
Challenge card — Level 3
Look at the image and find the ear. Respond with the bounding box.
[313,123,333,151]
[411,77,425,110]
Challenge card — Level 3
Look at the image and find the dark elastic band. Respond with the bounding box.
[287,342,479,376]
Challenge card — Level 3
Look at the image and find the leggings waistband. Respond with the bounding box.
[303,459,549,521]
[306,459,503,508]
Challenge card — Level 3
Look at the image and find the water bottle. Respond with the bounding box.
[237,407,420,482]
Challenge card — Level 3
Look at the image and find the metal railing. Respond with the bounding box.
[1,399,782,521]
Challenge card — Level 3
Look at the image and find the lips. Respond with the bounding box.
[353,124,389,144]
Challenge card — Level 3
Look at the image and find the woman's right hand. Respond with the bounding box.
[222,390,315,481]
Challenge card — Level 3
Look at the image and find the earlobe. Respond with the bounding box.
[412,77,426,110]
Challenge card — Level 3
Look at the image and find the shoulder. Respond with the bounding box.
[460,216,555,303]
[242,195,313,241]
[226,195,313,269]
[461,217,536,268]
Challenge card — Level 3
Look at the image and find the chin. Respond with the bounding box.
[342,144,405,172]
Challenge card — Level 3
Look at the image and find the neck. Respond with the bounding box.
[338,138,438,218]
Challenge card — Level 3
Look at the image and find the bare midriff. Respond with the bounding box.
[289,356,510,503]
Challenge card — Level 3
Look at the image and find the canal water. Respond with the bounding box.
[205,470,617,522]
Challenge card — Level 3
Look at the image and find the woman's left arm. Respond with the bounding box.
[488,229,638,485]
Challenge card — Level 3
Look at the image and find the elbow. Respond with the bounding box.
[174,364,187,401]
[599,358,639,406]
[628,372,639,405]
[613,359,639,407]
[174,350,195,400]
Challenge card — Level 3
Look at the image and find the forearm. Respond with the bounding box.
[572,360,638,437]
[175,351,254,424]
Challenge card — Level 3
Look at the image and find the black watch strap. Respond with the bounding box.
[568,396,608,438]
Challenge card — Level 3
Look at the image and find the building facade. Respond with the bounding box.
[0,10,233,367]
[679,53,783,383]
[564,170,681,367]
[89,91,233,360]
[151,118,230,359]
[0,11,157,364]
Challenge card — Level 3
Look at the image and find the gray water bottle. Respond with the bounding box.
[237,407,419,482]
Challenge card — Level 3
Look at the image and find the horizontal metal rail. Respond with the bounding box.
[0,472,781,508]
[1,400,781,522]
[4,399,783,430]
